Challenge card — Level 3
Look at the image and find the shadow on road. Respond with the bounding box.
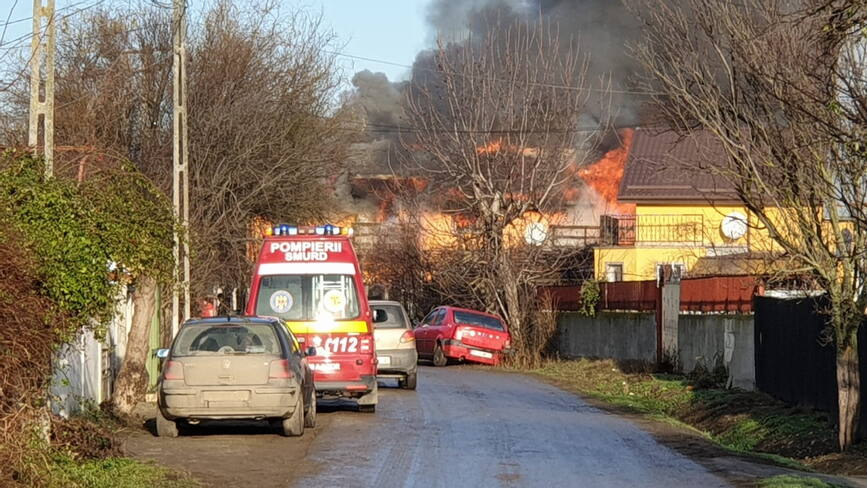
[142,417,290,437]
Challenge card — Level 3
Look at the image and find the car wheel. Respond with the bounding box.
[358,383,377,413]
[156,409,178,438]
[282,394,305,437]
[432,343,447,367]
[403,371,417,390]
[304,391,317,428]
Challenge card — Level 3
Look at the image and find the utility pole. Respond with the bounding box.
[172,0,191,337]
[28,0,55,178]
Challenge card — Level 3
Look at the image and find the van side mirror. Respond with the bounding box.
[372,308,388,323]
[306,346,317,357]
[156,348,169,359]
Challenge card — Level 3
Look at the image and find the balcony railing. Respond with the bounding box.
[601,214,704,245]
[352,222,601,249]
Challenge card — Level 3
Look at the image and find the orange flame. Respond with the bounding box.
[476,139,503,155]
[577,129,636,214]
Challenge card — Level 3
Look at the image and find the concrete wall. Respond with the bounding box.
[677,314,755,390]
[556,310,756,391]
[557,312,657,363]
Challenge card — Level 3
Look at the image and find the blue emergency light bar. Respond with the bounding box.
[267,224,352,237]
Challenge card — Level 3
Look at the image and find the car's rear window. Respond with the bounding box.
[373,305,408,329]
[171,323,282,356]
[453,311,505,332]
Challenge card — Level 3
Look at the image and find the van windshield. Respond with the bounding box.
[256,274,360,321]
[453,311,506,332]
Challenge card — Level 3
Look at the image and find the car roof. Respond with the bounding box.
[437,306,503,321]
[369,300,405,307]
[182,315,280,327]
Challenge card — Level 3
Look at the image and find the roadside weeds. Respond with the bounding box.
[521,359,867,481]
[34,409,199,488]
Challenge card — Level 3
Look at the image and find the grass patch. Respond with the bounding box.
[757,474,843,488]
[531,359,837,464]
[46,453,198,488]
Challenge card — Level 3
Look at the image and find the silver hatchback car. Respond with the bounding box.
[156,316,316,437]
[371,300,418,389]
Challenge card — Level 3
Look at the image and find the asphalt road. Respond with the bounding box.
[294,365,729,488]
[129,366,858,487]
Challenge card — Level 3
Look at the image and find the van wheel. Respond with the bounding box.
[282,394,304,437]
[304,392,317,428]
[156,409,178,438]
[432,343,447,367]
[403,372,417,390]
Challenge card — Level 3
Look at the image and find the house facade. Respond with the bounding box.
[593,128,777,282]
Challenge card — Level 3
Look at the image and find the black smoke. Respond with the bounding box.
[349,0,648,173]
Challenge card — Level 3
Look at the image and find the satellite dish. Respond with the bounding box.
[524,221,549,245]
[720,212,748,240]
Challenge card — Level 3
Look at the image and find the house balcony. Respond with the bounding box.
[600,214,705,246]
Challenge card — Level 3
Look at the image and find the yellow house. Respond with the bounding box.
[594,128,778,281]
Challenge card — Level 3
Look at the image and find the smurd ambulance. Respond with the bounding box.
[246,224,378,412]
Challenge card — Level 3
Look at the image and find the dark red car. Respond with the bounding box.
[414,306,511,366]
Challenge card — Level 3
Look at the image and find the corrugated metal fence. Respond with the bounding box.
[547,275,758,313]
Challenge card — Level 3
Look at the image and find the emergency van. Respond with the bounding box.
[245,224,379,412]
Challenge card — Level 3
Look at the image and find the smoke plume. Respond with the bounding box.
[347,0,645,223]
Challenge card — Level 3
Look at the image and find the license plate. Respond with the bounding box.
[377,356,391,365]
[203,390,250,402]
[469,349,493,359]
[311,362,340,372]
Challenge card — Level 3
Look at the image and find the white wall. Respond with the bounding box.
[50,290,134,417]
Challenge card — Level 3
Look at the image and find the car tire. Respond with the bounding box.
[432,343,447,367]
[156,409,179,438]
[358,383,377,413]
[403,371,417,390]
[282,394,305,437]
[304,391,317,428]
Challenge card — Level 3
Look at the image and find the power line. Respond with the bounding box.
[0,0,21,47]
[0,0,107,52]
[326,49,663,96]
[2,0,108,29]
[333,121,633,135]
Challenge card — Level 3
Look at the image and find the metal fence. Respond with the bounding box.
[601,214,704,245]
[546,275,759,313]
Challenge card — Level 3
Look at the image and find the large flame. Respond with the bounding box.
[577,129,635,214]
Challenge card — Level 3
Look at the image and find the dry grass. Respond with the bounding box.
[530,359,840,466]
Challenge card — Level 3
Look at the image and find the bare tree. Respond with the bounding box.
[631,0,867,449]
[401,17,606,366]
[0,1,355,416]
[186,2,354,294]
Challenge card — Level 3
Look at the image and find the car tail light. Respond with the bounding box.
[163,360,184,380]
[269,359,294,379]
[399,330,415,343]
[504,338,511,350]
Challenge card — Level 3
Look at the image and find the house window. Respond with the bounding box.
[605,263,623,282]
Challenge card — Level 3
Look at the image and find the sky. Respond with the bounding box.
[297,1,430,82]
[1,0,432,83]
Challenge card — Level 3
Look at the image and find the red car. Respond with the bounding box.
[414,306,511,366]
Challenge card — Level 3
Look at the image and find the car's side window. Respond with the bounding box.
[432,308,446,326]
[421,310,437,326]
